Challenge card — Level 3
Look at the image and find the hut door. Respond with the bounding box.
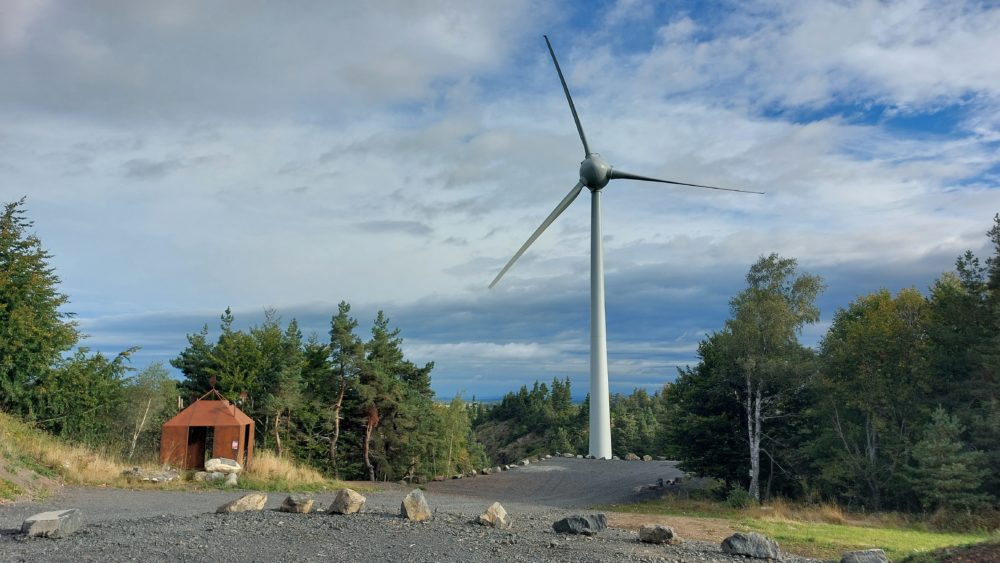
[187,427,207,470]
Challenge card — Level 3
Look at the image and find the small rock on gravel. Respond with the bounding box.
[721,532,781,560]
[552,513,607,536]
[477,502,511,529]
[639,523,680,545]
[400,489,431,522]
[21,509,83,538]
[329,488,365,515]
[279,494,314,514]
[216,493,267,513]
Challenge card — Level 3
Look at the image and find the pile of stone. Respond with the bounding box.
[121,466,180,483]
[193,457,242,487]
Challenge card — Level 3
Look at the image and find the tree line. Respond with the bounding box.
[477,214,1000,523]
[171,303,486,480]
[0,198,485,481]
[667,214,999,519]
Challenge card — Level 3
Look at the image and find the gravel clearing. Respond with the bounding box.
[0,458,820,562]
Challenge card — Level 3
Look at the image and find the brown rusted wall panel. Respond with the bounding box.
[160,426,189,468]
[214,426,241,461]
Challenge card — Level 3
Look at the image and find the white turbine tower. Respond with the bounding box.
[490,36,762,459]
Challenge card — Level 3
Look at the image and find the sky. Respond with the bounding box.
[2,0,998,400]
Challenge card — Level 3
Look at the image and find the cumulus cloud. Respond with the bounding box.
[3,0,997,398]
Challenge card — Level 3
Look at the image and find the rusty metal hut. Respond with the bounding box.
[160,389,254,470]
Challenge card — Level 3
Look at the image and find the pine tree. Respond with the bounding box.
[909,407,990,511]
[0,198,79,413]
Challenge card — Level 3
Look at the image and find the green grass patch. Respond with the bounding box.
[10,453,58,478]
[600,496,996,561]
[0,478,25,501]
[734,518,991,561]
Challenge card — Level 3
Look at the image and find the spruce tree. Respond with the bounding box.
[0,198,79,414]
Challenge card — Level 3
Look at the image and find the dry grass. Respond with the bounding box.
[1,411,350,494]
[0,411,128,488]
[239,450,338,491]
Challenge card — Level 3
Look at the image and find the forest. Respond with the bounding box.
[2,195,998,525]
[477,213,1000,525]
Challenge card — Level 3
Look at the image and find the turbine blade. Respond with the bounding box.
[489,181,585,289]
[609,169,764,194]
[544,35,591,157]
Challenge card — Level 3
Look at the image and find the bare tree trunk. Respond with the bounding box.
[746,375,762,502]
[274,410,283,458]
[127,398,153,462]
[363,406,380,482]
[329,371,347,477]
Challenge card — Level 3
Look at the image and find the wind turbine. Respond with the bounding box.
[489,36,762,459]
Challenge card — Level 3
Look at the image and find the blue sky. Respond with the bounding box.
[2,0,997,400]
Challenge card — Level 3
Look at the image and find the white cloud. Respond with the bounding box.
[2,0,997,397]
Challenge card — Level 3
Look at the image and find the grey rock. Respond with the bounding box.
[552,513,607,536]
[21,509,83,538]
[625,453,640,461]
[400,489,431,522]
[493,466,502,474]
[642,454,653,461]
[205,458,242,475]
[519,459,530,466]
[721,532,781,560]
[477,502,511,529]
[279,494,314,514]
[329,488,365,514]
[639,524,680,544]
[841,549,889,563]
[562,452,575,458]
[216,493,267,513]
[224,472,238,487]
[575,454,583,459]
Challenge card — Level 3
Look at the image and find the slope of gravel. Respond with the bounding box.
[0,458,820,562]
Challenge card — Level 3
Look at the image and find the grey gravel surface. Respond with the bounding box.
[0,458,820,562]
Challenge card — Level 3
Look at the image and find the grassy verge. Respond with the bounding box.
[601,496,995,561]
[0,411,355,495]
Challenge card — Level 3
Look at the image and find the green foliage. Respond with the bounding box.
[726,485,757,508]
[815,288,932,509]
[664,254,821,501]
[0,198,79,414]
[908,407,990,512]
[32,347,136,447]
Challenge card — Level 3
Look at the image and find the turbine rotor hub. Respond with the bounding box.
[580,153,612,190]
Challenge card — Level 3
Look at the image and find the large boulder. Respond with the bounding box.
[639,524,680,544]
[21,509,83,538]
[721,532,781,560]
[552,514,607,536]
[216,493,267,513]
[841,549,889,563]
[279,494,314,514]
[400,489,431,522]
[205,458,242,475]
[224,473,238,487]
[329,488,366,515]
[477,502,511,529]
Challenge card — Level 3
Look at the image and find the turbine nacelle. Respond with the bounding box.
[580,153,612,190]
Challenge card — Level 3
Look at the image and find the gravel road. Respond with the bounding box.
[0,458,818,562]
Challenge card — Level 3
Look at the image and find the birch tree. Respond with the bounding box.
[726,254,822,501]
